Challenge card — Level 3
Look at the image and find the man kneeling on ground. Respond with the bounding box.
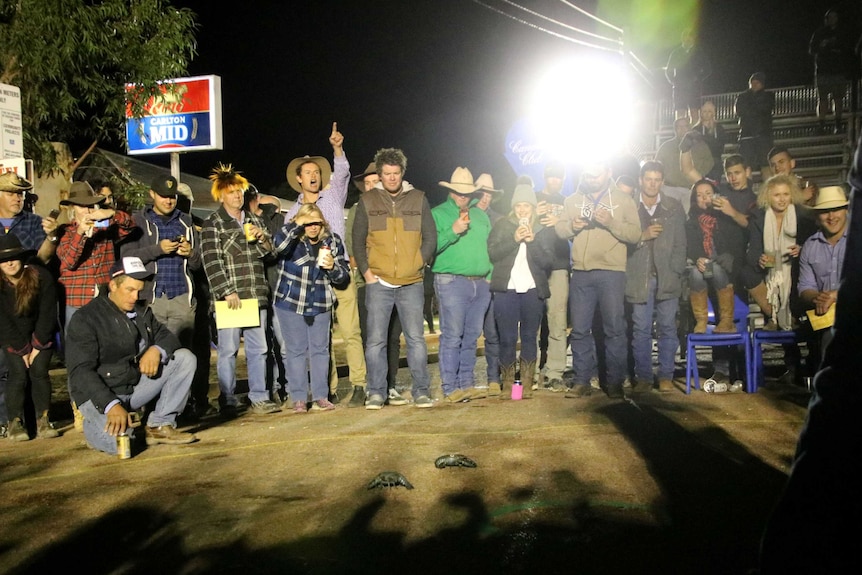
[66,256,198,455]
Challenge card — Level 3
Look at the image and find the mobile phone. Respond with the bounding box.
[175,235,185,242]
[48,208,60,219]
[93,219,110,228]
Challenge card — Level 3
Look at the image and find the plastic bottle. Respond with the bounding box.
[511,379,523,400]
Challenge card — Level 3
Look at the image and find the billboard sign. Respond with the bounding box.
[125,75,222,155]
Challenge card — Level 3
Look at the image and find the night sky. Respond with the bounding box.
[133,0,854,206]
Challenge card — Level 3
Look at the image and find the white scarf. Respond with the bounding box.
[763,205,797,328]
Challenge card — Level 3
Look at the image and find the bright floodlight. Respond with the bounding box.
[528,54,634,166]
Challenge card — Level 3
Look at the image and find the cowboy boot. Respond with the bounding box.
[749,282,775,329]
[690,289,709,333]
[499,363,516,398]
[520,360,536,398]
[714,285,737,333]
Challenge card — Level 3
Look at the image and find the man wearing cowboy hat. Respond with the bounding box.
[282,122,367,407]
[797,184,850,372]
[66,256,198,455]
[0,172,61,437]
[431,167,492,403]
[352,147,437,410]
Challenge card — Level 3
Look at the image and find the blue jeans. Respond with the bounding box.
[631,276,679,381]
[483,296,500,383]
[79,349,195,455]
[689,263,731,291]
[434,274,491,395]
[570,270,627,387]
[493,289,543,367]
[216,307,270,405]
[276,307,331,403]
[365,281,429,399]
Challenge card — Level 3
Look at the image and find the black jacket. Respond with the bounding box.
[66,290,181,413]
[487,217,555,299]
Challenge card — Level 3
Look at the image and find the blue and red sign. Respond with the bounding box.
[125,75,223,155]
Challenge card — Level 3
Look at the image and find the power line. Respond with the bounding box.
[555,0,623,34]
[470,0,622,53]
[496,0,622,46]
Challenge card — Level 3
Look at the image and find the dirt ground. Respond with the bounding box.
[1,335,809,574]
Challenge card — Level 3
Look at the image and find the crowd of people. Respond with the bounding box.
[0,106,853,456]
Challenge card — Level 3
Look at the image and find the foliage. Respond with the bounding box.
[0,0,197,175]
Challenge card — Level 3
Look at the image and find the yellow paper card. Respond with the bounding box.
[214,299,261,329]
[806,304,835,331]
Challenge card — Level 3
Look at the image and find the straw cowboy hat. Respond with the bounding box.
[0,172,33,193]
[286,156,332,194]
[812,186,849,210]
[60,181,103,206]
[474,173,502,194]
[439,167,480,196]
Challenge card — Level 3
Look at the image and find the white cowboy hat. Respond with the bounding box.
[439,167,480,196]
[475,173,502,194]
[812,185,849,210]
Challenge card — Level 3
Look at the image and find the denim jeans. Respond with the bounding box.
[364,281,429,399]
[216,307,270,405]
[570,270,627,387]
[493,289,543,367]
[276,307,331,403]
[79,348,195,455]
[631,276,679,381]
[483,296,500,383]
[689,263,731,291]
[434,274,491,395]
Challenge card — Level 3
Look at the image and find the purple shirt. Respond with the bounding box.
[798,229,847,295]
[284,153,350,255]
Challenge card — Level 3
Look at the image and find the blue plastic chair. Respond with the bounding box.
[685,294,752,394]
[749,329,799,392]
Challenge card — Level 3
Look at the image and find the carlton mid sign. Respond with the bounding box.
[125,75,223,155]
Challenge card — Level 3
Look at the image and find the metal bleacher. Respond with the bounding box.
[647,83,860,187]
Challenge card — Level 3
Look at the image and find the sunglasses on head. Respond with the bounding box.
[303,221,324,228]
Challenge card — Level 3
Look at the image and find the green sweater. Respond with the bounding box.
[431,196,492,277]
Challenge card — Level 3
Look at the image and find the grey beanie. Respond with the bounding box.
[510,183,537,208]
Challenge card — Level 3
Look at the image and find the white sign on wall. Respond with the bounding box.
[0,82,23,160]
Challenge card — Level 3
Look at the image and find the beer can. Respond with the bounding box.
[243,222,257,243]
[317,245,331,267]
[117,433,131,460]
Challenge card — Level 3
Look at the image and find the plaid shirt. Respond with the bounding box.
[57,211,136,307]
[2,211,46,251]
[272,223,348,316]
[201,205,272,311]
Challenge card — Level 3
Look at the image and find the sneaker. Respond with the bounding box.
[589,376,601,390]
[348,386,367,408]
[219,404,239,419]
[658,379,675,393]
[365,394,385,410]
[7,418,29,441]
[145,425,198,446]
[36,411,59,439]
[249,399,281,415]
[310,399,336,412]
[622,376,632,389]
[444,389,470,403]
[413,395,433,408]
[293,401,308,414]
[468,386,488,400]
[387,388,409,406]
[548,379,566,393]
[565,384,592,399]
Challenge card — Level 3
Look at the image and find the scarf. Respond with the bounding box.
[698,212,717,256]
[763,205,797,328]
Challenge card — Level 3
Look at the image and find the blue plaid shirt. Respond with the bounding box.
[144,209,189,299]
[2,211,46,251]
[273,223,348,316]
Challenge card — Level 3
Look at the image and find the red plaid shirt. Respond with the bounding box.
[57,211,136,307]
